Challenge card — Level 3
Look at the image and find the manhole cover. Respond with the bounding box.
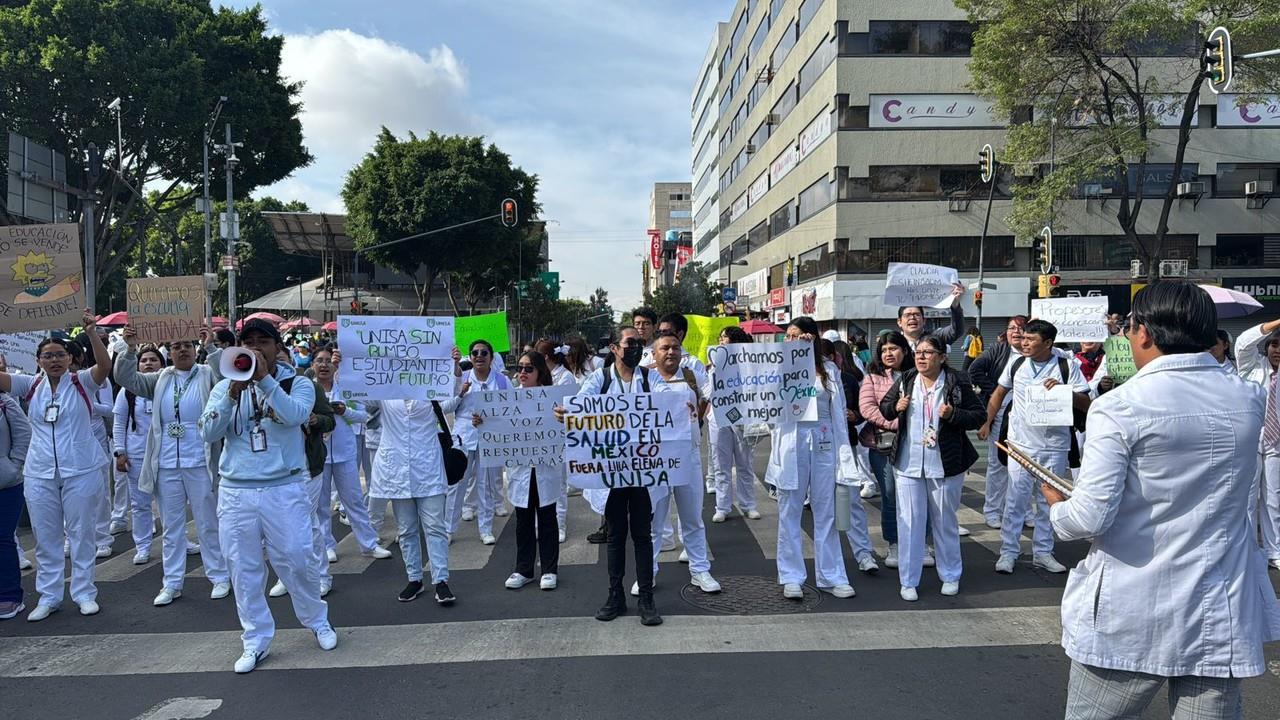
[679,574,823,614]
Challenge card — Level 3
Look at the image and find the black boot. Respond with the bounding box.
[587,519,609,544]
[595,588,627,621]
[638,592,663,626]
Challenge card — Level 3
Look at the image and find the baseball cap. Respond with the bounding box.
[239,318,283,346]
[821,330,841,342]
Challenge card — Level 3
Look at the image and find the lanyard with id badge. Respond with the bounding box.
[167,372,197,439]
[247,384,268,452]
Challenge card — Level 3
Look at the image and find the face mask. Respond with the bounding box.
[621,345,644,369]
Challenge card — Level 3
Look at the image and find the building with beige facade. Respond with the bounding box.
[643,181,694,295]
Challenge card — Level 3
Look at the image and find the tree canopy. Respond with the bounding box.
[648,262,721,318]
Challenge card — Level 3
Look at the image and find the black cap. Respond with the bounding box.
[239,318,283,346]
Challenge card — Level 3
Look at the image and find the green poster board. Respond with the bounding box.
[455,311,510,353]
[1103,335,1136,384]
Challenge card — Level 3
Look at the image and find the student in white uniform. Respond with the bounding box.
[367,395,456,606]
[534,339,577,543]
[1235,317,1280,569]
[198,318,336,673]
[310,347,391,562]
[1044,281,1280,719]
[116,329,231,606]
[877,335,985,600]
[482,350,561,591]
[111,345,163,564]
[966,316,1028,529]
[709,326,760,522]
[979,319,1091,575]
[0,313,110,621]
[68,342,115,558]
[767,316,858,601]
[441,340,510,544]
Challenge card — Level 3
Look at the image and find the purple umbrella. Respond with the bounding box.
[1198,284,1263,319]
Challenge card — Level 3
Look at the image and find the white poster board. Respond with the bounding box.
[0,331,42,374]
[1031,297,1108,342]
[884,262,959,309]
[335,315,455,402]
[473,386,575,469]
[706,341,818,426]
[1023,384,1074,427]
[563,392,694,490]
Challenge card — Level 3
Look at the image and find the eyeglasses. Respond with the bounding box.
[515,365,537,374]
[312,359,334,366]
[39,352,68,361]
[618,340,643,349]
[916,350,942,358]
[901,311,924,319]
[169,342,195,349]
[470,349,491,358]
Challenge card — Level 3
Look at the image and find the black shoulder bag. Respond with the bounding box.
[430,400,468,485]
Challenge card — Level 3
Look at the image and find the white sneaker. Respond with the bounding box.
[338,513,351,527]
[109,520,128,535]
[958,526,971,537]
[558,529,566,544]
[711,511,727,523]
[860,484,879,499]
[884,544,899,568]
[234,648,268,674]
[186,542,201,556]
[822,583,856,599]
[210,582,231,600]
[18,554,32,570]
[540,573,558,590]
[660,536,677,552]
[63,539,70,557]
[1033,553,1067,573]
[95,546,112,559]
[678,549,689,563]
[857,554,879,574]
[27,603,57,622]
[320,578,333,597]
[1024,516,1035,528]
[782,583,804,599]
[269,580,289,597]
[461,508,475,521]
[690,571,721,593]
[922,548,936,568]
[153,587,181,606]
[314,624,338,651]
[941,581,960,596]
[745,509,761,520]
[985,517,1002,529]
[78,600,100,616]
[494,506,509,517]
[480,534,496,546]
[900,586,919,602]
[361,546,393,559]
[505,573,534,589]
[995,556,1016,574]
[132,550,151,565]
[326,549,338,563]
[1270,558,1280,571]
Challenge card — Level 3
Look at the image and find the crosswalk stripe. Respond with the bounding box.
[448,509,511,570]
[742,493,813,560]
[0,605,1064,678]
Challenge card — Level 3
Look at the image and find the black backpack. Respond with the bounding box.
[997,355,1086,468]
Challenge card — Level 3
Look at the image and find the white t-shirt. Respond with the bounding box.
[998,353,1089,452]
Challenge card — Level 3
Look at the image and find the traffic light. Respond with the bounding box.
[978,143,995,184]
[1036,226,1053,274]
[1037,274,1062,298]
[973,289,983,308]
[1205,26,1233,94]
[348,300,367,315]
[500,198,519,228]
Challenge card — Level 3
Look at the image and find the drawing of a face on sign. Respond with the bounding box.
[801,287,817,315]
[11,251,81,304]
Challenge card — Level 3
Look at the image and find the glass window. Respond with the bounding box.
[1055,235,1199,270]
[798,0,821,35]
[772,18,798,70]
[839,105,869,129]
[798,35,836,98]
[669,210,691,219]
[730,11,748,53]
[749,18,770,63]
[797,243,830,282]
[770,200,795,238]
[869,21,916,54]
[770,0,786,21]
[769,260,786,290]
[731,234,750,262]
[866,21,973,55]
[1213,235,1265,268]
[1216,164,1279,198]
[770,81,798,125]
[749,120,771,151]
[798,175,835,222]
[748,220,770,252]
[917,21,974,55]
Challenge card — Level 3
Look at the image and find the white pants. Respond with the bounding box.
[218,481,329,654]
[122,456,153,553]
[840,482,875,562]
[983,413,1009,523]
[93,453,113,549]
[713,426,758,514]
[318,460,380,553]
[897,474,963,588]
[26,469,102,606]
[448,449,502,536]
[110,460,130,525]
[1000,448,1065,559]
[777,453,848,588]
[554,470,568,535]
[305,473,332,584]
[361,443,387,533]
[1255,453,1280,561]
[157,466,228,589]
[650,483,711,576]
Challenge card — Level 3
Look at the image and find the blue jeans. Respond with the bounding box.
[868,451,898,545]
[393,495,450,585]
[0,484,22,605]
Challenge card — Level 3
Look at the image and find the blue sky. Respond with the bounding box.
[223,0,727,312]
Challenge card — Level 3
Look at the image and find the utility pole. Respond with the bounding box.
[83,143,102,315]
[203,97,226,321]
[975,144,997,333]
[222,123,241,327]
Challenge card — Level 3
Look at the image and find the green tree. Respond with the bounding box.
[445,221,545,315]
[0,0,310,283]
[342,129,539,314]
[580,286,617,343]
[648,262,721,318]
[958,0,1280,280]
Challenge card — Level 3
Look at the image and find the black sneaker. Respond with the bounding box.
[398,580,424,602]
[587,521,609,544]
[638,595,663,627]
[434,581,456,605]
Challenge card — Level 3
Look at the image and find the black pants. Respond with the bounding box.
[603,487,653,595]
[515,470,559,578]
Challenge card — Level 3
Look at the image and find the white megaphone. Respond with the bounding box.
[220,347,257,382]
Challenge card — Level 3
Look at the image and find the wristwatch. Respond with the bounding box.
[113,450,126,458]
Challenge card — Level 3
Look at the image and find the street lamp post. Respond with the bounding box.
[287,275,304,320]
[202,97,226,321]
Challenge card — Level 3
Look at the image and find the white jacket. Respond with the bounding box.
[368,399,449,499]
[765,360,859,491]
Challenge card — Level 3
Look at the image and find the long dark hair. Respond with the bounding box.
[601,326,637,369]
[868,331,914,376]
[720,326,751,344]
[833,339,864,384]
[788,317,828,388]
[519,351,553,387]
[915,334,950,368]
[127,345,166,432]
[563,336,592,376]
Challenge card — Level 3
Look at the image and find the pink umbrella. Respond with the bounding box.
[280,317,321,331]
[322,321,337,332]
[211,316,229,328]
[245,311,285,325]
[740,319,783,335]
[1198,284,1263,319]
[96,310,129,326]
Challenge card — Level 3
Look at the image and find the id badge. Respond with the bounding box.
[44,403,59,423]
[815,425,833,453]
[923,426,938,448]
[250,426,268,453]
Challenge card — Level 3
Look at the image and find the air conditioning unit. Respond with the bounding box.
[1082,183,1112,198]
[1245,180,1274,196]
[1176,181,1205,196]
[765,113,781,126]
[1158,259,1189,278]
[1129,259,1144,279]
[745,143,757,155]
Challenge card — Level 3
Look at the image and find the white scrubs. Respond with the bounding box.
[318,399,380,553]
[648,373,712,577]
[440,369,510,538]
[111,392,154,555]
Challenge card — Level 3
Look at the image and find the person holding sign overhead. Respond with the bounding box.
[1235,317,1280,570]
[710,326,760,523]
[0,311,111,621]
[978,319,1091,575]
[441,339,511,545]
[895,282,966,352]
[111,345,164,565]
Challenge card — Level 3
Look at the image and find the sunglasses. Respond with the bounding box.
[470,349,491,358]
[39,352,69,361]
[515,364,537,374]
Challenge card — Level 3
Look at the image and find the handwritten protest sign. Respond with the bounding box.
[564,392,694,490]
[706,341,818,426]
[474,385,575,468]
[455,311,510,353]
[683,315,740,364]
[884,262,960,309]
[1031,297,1108,343]
[335,315,455,402]
[1023,384,1074,426]
[1103,335,1136,384]
[0,331,43,373]
[126,275,206,344]
[0,223,84,332]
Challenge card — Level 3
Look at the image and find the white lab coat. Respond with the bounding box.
[368,399,448,499]
[765,361,859,491]
[1051,352,1280,677]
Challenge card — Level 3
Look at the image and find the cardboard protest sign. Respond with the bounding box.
[0,331,43,373]
[126,275,206,344]
[563,392,694,490]
[455,311,510,353]
[335,315,455,401]
[1023,384,1074,426]
[884,262,959,309]
[473,385,575,468]
[1031,297,1108,343]
[683,315,739,364]
[1103,335,1136,384]
[706,341,818,426]
[0,223,84,332]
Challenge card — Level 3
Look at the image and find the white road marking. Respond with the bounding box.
[131,696,223,720]
[742,494,813,560]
